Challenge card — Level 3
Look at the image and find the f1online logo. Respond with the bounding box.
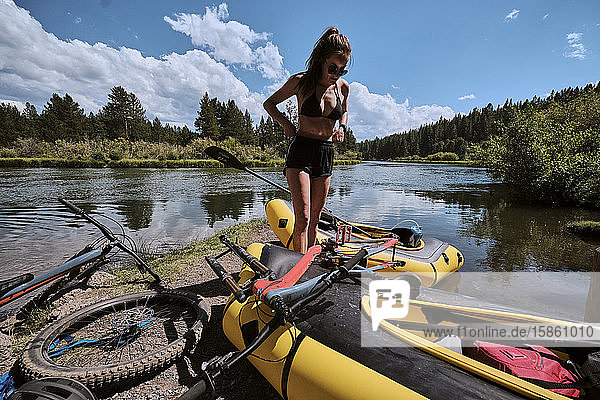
[369,280,410,331]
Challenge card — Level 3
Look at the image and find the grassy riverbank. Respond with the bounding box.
[0,157,360,168]
[566,221,600,238]
[386,158,479,166]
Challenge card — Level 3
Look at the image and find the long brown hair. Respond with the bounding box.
[297,27,352,98]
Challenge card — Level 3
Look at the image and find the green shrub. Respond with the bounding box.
[109,150,124,161]
[426,152,459,161]
[566,221,600,236]
[0,148,17,158]
[165,150,180,160]
[91,151,107,161]
[482,91,600,207]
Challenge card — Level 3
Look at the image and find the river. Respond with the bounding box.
[1,163,599,319]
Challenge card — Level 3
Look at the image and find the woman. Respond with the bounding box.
[264,27,351,253]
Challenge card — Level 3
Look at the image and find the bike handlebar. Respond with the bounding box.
[59,198,161,283]
[59,197,116,241]
[340,248,368,272]
[268,294,293,320]
[219,235,272,277]
[59,198,85,216]
[205,255,245,302]
[115,242,161,283]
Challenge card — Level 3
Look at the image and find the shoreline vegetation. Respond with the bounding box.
[0,157,360,169]
[1,82,598,206]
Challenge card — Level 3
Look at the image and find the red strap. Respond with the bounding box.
[253,244,322,299]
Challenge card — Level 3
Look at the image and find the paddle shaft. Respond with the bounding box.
[204,146,374,238]
[244,166,290,194]
[243,166,374,237]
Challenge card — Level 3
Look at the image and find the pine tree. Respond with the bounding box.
[22,102,38,139]
[242,110,255,145]
[98,86,147,140]
[0,103,24,146]
[151,117,164,143]
[195,92,219,139]
[38,93,86,142]
[222,99,244,141]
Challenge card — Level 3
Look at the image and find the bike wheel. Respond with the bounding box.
[19,289,209,389]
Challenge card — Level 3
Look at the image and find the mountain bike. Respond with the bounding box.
[0,198,161,313]
[0,199,210,393]
[177,232,419,399]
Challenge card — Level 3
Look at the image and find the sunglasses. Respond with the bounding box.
[327,63,348,76]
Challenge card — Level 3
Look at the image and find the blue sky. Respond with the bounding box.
[1,0,598,141]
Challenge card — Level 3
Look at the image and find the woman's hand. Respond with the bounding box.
[332,126,345,143]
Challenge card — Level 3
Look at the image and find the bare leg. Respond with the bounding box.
[308,175,331,246]
[286,168,311,253]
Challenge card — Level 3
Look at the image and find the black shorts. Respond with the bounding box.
[284,135,334,178]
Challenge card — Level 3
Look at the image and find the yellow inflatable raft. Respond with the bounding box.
[221,242,597,399]
[265,198,463,287]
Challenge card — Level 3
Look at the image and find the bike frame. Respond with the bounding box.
[185,236,400,397]
[0,198,161,310]
[0,246,109,307]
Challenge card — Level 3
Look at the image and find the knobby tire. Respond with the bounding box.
[19,290,209,389]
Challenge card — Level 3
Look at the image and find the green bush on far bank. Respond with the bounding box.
[478,90,600,208]
[389,152,472,164]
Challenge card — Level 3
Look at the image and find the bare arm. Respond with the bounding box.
[333,79,350,143]
[263,75,300,137]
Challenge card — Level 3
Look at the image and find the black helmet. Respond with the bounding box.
[7,377,95,400]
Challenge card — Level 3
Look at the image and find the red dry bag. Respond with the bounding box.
[469,341,582,398]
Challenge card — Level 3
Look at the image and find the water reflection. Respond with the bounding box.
[416,184,600,272]
[2,164,599,291]
[114,200,155,231]
[200,190,254,227]
[256,189,290,205]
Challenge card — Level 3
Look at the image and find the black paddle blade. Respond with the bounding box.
[204,146,246,170]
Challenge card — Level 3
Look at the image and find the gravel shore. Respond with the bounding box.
[1,220,282,400]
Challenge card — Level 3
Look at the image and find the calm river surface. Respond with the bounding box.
[1,163,599,319]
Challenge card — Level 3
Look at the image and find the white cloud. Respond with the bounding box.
[164,3,287,80]
[0,99,26,110]
[564,32,587,60]
[348,82,455,141]
[0,0,265,126]
[0,0,455,141]
[504,9,520,21]
[458,94,475,100]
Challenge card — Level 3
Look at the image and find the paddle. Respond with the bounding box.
[204,146,374,238]
[205,146,290,194]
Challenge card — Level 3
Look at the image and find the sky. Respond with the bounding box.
[0,1,598,141]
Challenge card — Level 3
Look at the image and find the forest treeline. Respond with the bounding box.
[358,82,600,161]
[0,86,358,160]
[1,82,598,207]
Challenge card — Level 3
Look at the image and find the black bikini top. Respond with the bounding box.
[300,84,343,121]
